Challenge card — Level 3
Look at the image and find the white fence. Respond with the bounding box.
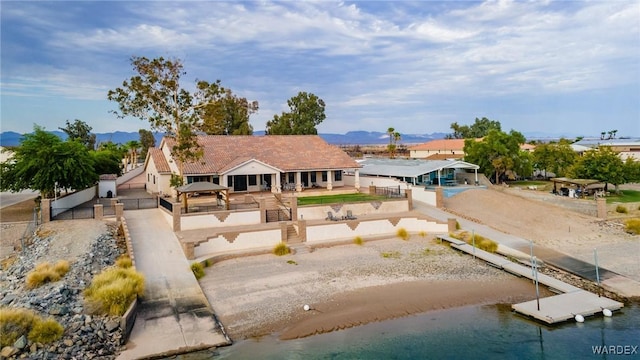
[344,174,410,189]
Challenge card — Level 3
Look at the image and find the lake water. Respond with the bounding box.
[175,302,639,359]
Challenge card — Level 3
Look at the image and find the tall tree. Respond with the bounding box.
[447,117,502,139]
[569,147,626,193]
[138,128,156,160]
[265,92,325,135]
[200,89,258,135]
[386,127,401,159]
[108,56,224,178]
[125,140,141,168]
[463,129,526,183]
[59,119,96,150]
[532,139,577,178]
[0,125,97,198]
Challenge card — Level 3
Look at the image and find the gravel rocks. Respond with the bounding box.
[0,222,125,359]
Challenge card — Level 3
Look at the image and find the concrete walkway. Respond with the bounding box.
[117,209,229,360]
[413,201,640,299]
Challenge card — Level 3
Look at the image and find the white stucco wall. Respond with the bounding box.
[306,217,448,244]
[298,200,409,220]
[51,186,97,217]
[180,210,261,231]
[194,229,282,258]
[344,174,409,189]
[98,181,117,198]
[117,165,145,185]
[409,185,437,206]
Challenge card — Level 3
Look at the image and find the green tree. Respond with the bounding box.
[386,127,401,159]
[59,119,96,150]
[200,89,258,135]
[91,149,123,176]
[138,129,156,160]
[532,139,577,178]
[108,56,224,177]
[0,126,97,198]
[463,129,526,183]
[124,140,141,168]
[569,147,626,193]
[265,92,326,135]
[447,117,502,139]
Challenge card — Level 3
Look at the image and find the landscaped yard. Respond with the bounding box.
[606,189,640,203]
[297,193,387,206]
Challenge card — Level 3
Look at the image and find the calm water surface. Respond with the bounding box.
[178,302,640,360]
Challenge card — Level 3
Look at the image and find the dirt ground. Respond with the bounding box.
[443,185,640,282]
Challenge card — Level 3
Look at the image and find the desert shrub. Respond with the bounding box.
[0,307,63,347]
[191,262,205,280]
[467,233,498,253]
[115,255,132,269]
[418,230,427,238]
[625,218,640,235]
[396,228,409,241]
[381,251,401,259]
[287,260,298,265]
[353,236,364,246]
[456,221,461,230]
[615,205,628,214]
[84,267,145,316]
[204,259,213,267]
[28,318,64,344]
[26,260,70,289]
[273,242,290,256]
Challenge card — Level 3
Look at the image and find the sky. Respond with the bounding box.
[1,0,639,138]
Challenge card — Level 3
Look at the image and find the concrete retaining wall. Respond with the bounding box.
[194,229,282,258]
[181,210,261,231]
[306,217,448,244]
[298,200,409,220]
[409,186,437,206]
[117,165,144,185]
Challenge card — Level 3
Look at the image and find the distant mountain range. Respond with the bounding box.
[2,129,611,148]
[0,130,449,147]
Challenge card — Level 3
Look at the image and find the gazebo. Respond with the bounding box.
[176,182,230,212]
[550,177,603,198]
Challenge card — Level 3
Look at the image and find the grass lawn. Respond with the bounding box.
[606,189,640,203]
[297,193,387,206]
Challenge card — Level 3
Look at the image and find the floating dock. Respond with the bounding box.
[438,235,624,324]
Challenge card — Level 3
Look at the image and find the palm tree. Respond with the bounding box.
[386,127,401,159]
[125,140,141,169]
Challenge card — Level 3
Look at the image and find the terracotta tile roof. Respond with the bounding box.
[164,135,360,175]
[408,138,470,151]
[149,147,171,173]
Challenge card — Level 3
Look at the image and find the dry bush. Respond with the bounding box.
[115,255,132,269]
[353,236,364,245]
[84,267,145,316]
[191,262,205,279]
[396,228,410,241]
[273,242,290,256]
[25,260,70,289]
[625,218,640,235]
[0,307,63,347]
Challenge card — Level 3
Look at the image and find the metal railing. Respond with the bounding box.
[374,186,405,198]
[119,198,158,210]
[52,207,95,220]
[159,197,173,212]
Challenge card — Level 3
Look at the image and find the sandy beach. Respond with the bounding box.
[200,235,552,341]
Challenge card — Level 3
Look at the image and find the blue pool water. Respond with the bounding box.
[179,302,639,359]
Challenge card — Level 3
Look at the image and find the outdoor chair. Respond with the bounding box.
[344,210,357,220]
[326,211,340,221]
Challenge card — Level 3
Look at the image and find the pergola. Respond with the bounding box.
[550,177,603,198]
[176,182,230,213]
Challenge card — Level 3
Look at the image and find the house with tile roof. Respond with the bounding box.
[143,135,362,196]
[408,139,468,160]
[409,138,535,160]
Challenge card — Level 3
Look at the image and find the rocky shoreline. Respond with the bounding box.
[0,224,125,359]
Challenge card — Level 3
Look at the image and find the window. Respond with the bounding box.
[334,171,342,181]
[310,172,317,183]
[153,175,156,184]
[228,176,233,187]
[288,173,295,183]
[322,171,328,182]
[248,175,257,186]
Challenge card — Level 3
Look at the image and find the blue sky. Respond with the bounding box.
[1,0,639,138]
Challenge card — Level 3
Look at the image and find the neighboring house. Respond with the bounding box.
[409,138,535,160]
[144,135,362,196]
[408,139,467,160]
[356,158,480,186]
[0,146,14,163]
[573,138,640,161]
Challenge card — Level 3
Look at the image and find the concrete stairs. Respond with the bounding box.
[289,243,311,255]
